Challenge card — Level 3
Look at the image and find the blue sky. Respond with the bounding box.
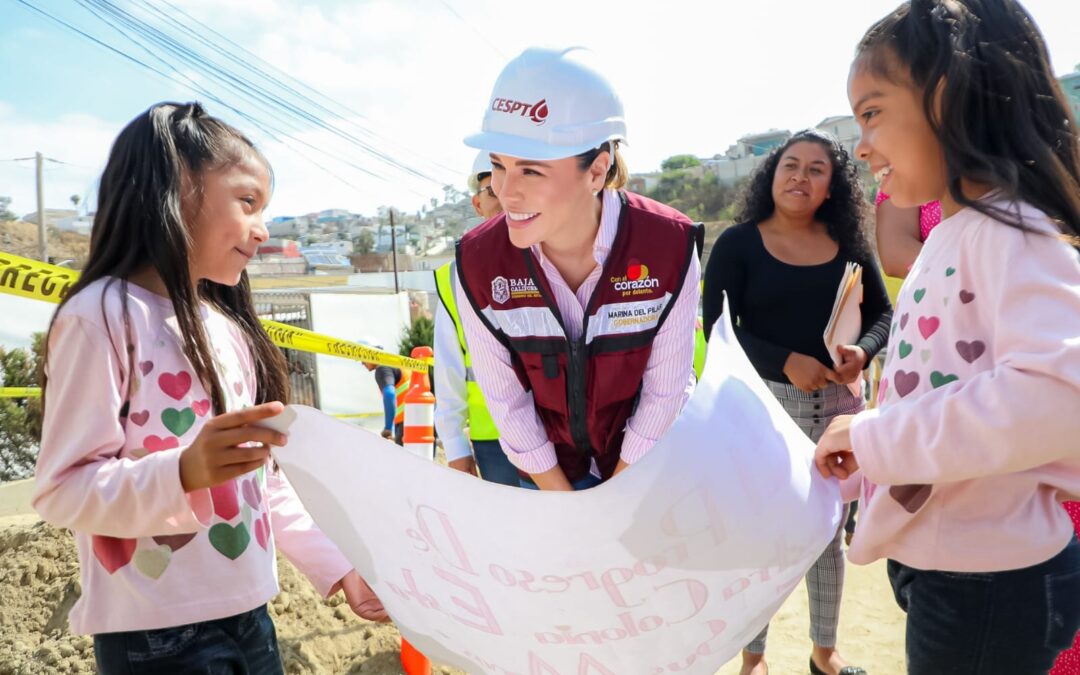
[2,0,1078,219]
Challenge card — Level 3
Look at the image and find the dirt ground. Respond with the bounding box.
[0,478,906,674]
[0,221,91,267]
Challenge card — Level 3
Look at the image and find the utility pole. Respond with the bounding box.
[389,209,400,294]
[36,152,47,263]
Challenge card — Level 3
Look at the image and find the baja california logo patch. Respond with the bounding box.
[492,276,510,305]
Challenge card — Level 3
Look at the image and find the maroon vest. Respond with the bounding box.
[456,191,701,483]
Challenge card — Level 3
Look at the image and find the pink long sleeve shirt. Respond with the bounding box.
[454,189,701,475]
[32,279,351,634]
[848,199,1080,572]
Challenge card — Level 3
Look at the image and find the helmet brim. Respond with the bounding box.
[464,130,625,162]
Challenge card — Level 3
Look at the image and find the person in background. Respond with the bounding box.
[432,153,519,485]
[874,191,942,278]
[359,338,407,445]
[703,128,888,675]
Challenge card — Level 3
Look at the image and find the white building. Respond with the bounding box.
[815,115,861,159]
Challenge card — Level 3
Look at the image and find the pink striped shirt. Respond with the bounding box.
[454,189,701,475]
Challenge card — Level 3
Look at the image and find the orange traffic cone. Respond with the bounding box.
[402,346,436,461]
[401,346,435,674]
[401,637,432,675]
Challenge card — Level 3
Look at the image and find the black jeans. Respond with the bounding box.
[94,604,284,675]
[888,535,1080,674]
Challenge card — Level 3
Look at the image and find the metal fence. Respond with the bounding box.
[253,291,320,409]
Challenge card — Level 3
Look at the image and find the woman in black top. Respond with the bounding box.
[704,129,889,675]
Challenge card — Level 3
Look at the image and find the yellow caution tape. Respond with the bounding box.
[262,321,431,371]
[0,387,41,398]
[0,251,431,371]
[0,253,79,303]
[331,412,382,419]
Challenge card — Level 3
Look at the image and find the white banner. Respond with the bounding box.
[269,311,842,674]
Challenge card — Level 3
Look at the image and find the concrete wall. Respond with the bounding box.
[308,292,412,417]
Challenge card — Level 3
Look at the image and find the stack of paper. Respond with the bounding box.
[823,262,863,367]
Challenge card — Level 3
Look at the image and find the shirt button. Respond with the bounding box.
[814,404,821,410]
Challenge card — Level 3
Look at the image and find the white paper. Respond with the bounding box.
[270,307,842,674]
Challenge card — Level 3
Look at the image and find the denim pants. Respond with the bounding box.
[94,604,283,675]
[888,535,1080,675]
[471,439,520,487]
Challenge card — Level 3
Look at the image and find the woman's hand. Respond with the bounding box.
[179,402,287,492]
[833,345,868,384]
[783,352,840,393]
[815,415,859,480]
[448,456,478,476]
[530,466,574,491]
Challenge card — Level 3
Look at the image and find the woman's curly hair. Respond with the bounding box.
[735,128,873,260]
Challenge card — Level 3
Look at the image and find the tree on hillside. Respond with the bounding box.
[661,154,702,171]
[0,334,44,482]
[0,196,14,221]
[353,229,375,255]
[648,170,741,222]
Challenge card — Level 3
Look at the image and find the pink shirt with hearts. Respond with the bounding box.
[32,278,351,635]
[847,198,1080,572]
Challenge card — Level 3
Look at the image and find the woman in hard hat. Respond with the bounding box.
[453,47,702,491]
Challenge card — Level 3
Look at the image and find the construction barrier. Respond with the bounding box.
[400,345,436,672]
[0,251,431,372]
[401,346,436,460]
[400,638,432,675]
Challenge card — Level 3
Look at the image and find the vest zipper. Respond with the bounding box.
[566,339,592,456]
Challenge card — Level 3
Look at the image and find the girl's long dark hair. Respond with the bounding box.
[43,102,289,414]
[856,0,1080,243]
[736,128,873,260]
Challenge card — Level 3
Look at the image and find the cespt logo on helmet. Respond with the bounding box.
[490,97,549,126]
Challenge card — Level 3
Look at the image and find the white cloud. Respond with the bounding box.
[0,105,114,216]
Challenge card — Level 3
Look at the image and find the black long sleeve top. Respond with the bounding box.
[702,221,893,384]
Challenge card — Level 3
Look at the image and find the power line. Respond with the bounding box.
[11,0,455,201]
[80,0,410,180]
[436,0,507,59]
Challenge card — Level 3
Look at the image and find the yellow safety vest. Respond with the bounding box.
[694,318,707,380]
[434,262,500,441]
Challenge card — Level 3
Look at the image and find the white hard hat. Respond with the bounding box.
[464,46,627,161]
[357,336,384,351]
[467,151,493,193]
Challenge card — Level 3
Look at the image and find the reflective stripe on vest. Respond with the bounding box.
[434,262,500,441]
[693,322,707,380]
[394,374,408,425]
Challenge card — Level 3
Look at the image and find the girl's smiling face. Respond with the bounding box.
[187,154,271,287]
[849,53,947,209]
